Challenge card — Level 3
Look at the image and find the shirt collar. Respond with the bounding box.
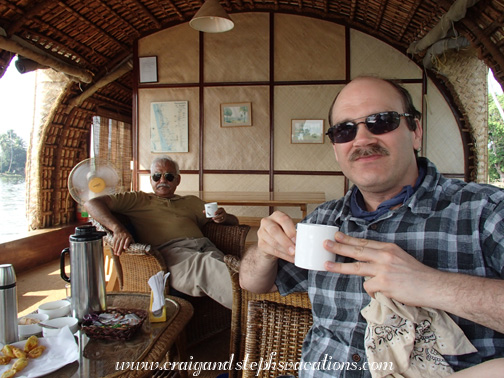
[349,159,427,222]
[152,193,182,201]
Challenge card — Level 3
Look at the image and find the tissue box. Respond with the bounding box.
[149,291,167,323]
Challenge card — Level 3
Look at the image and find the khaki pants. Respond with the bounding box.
[157,237,232,309]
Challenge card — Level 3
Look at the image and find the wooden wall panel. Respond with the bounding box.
[424,79,464,173]
[274,175,346,219]
[135,12,465,206]
[204,13,270,83]
[138,24,199,84]
[138,87,200,171]
[274,85,341,171]
[403,83,423,115]
[203,86,270,170]
[274,14,346,81]
[350,30,422,79]
[203,174,270,217]
[176,173,200,192]
[203,173,269,192]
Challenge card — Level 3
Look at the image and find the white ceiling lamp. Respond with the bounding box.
[189,0,234,33]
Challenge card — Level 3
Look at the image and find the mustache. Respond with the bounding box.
[156,183,171,189]
[349,145,390,161]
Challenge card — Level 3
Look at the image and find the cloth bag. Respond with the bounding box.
[361,292,477,378]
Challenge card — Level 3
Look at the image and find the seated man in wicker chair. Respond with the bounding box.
[84,155,239,309]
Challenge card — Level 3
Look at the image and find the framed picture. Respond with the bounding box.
[220,102,252,127]
[139,56,158,83]
[150,101,189,152]
[291,119,325,144]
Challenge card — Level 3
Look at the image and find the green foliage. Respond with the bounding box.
[0,129,27,175]
[488,93,504,182]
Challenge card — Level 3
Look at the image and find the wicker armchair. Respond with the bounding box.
[243,300,313,378]
[93,218,250,345]
[225,254,312,377]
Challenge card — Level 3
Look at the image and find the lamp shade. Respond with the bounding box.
[15,56,45,74]
[189,0,234,33]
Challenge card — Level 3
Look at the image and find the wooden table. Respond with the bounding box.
[180,191,326,218]
[43,292,193,378]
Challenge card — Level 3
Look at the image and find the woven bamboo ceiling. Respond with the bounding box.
[0,0,503,229]
[0,0,503,119]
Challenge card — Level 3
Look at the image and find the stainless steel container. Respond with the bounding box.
[60,225,107,321]
[0,264,19,345]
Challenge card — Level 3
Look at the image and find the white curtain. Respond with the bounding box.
[92,116,132,192]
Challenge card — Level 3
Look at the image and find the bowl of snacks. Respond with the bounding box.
[81,308,147,341]
[18,313,49,338]
[41,317,79,337]
[37,299,71,319]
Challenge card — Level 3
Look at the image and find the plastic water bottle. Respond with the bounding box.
[0,264,19,345]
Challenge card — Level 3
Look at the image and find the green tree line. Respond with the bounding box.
[488,93,504,183]
[0,129,27,175]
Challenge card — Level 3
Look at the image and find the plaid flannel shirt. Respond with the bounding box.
[276,158,504,377]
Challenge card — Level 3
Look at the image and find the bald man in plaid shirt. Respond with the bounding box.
[240,77,504,377]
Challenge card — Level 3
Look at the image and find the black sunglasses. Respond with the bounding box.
[151,172,177,182]
[326,111,414,144]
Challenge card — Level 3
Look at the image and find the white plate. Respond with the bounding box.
[0,326,78,378]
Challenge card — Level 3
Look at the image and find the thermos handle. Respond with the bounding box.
[60,247,71,283]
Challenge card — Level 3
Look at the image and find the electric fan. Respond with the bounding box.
[68,158,121,205]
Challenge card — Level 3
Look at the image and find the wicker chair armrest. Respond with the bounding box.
[118,245,167,292]
[102,233,151,254]
[91,218,167,292]
[202,222,250,257]
[225,252,312,378]
[224,254,240,274]
[224,254,311,310]
[92,218,153,255]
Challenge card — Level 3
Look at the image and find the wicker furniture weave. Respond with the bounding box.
[243,300,313,378]
[225,254,312,377]
[93,218,250,346]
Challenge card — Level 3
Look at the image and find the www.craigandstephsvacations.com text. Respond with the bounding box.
[115,353,394,376]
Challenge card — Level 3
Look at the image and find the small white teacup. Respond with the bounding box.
[42,317,79,337]
[204,202,218,218]
[295,223,339,271]
[38,299,71,319]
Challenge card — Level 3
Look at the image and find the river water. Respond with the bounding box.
[0,176,28,243]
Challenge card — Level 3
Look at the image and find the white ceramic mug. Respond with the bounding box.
[295,223,339,271]
[204,202,218,218]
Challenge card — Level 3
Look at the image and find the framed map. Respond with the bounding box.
[150,101,189,152]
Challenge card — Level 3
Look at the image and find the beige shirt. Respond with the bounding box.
[108,192,209,247]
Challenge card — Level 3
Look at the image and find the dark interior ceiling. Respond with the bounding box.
[0,0,503,119]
